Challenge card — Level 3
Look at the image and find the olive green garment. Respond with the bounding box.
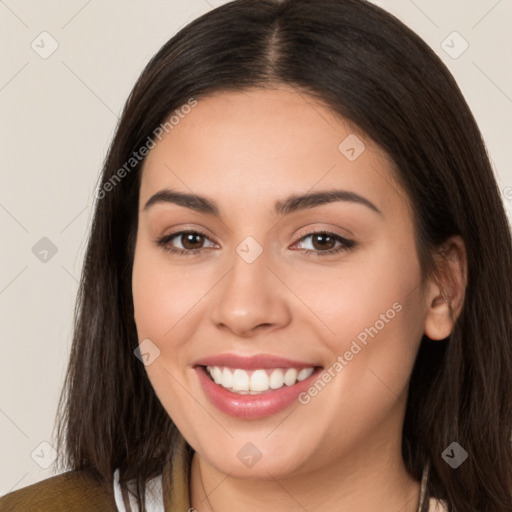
[0,434,191,512]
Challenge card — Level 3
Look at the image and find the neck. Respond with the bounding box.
[189,418,422,512]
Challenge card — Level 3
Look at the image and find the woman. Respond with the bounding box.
[1,0,510,511]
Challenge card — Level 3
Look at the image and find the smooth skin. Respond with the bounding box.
[131,85,467,512]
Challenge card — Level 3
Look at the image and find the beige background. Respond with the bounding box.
[0,0,511,494]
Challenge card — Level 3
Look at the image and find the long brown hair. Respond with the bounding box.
[54,1,512,510]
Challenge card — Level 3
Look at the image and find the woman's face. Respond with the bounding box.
[132,85,430,479]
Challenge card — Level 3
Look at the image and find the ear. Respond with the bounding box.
[423,235,467,341]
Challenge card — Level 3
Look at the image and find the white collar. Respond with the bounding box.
[113,468,164,512]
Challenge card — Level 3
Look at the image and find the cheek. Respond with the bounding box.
[287,239,422,353]
[131,240,204,429]
[132,238,208,341]
[353,237,425,348]
[290,267,424,460]
[293,242,424,422]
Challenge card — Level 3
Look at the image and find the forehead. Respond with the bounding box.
[139,86,410,219]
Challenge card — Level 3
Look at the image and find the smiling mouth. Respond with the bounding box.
[202,365,322,394]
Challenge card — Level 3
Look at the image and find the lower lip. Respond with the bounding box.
[195,365,322,419]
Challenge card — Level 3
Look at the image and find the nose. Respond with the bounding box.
[210,247,292,337]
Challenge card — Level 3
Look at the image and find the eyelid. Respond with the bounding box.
[156,227,352,247]
[293,224,354,241]
[155,223,216,243]
[290,228,355,252]
[155,229,217,251]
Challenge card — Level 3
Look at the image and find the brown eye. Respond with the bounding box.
[310,233,336,251]
[156,230,216,255]
[180,232,206,250]
[294,230,356,257]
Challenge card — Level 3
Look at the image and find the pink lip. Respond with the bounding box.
[193,353,318,370]
[194,363,323,420]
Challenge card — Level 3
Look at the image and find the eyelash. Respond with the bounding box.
[155,229,356,257]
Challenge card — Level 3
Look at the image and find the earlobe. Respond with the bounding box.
[423,235,467,341]
[424,288,453,340]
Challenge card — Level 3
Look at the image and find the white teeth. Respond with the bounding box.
[232,369,249,391]
[284,368,298,386]
[222,367,233,388]
[212,366,223,384]
[269,369,285,389]
[297,367,314,381]
[205,366,316,394]
[250,369,269,391]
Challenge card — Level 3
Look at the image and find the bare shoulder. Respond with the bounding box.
[0,470,117,511]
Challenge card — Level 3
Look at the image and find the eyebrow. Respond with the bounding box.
[143,188,383,217]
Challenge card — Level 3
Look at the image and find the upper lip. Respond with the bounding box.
[193,353,321,370]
